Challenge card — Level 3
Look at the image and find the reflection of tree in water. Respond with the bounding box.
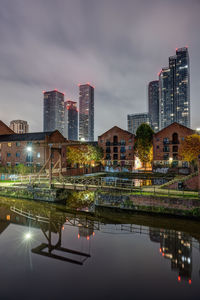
[149,228,192,284]
[66,191,95,211]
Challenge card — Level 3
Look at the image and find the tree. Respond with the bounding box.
[134,123,154,169]
[179,134,200,171]
[66,144,103,167]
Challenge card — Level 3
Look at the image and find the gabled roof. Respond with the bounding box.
[0,120,14,135]
[98,126,133,138]
[0,131,55,142]
[154,122,194,136]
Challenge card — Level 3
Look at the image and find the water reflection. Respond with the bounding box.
[149,228,193,284]
[0,196,199,291]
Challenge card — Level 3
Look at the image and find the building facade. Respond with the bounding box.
[10,120,29,134]
[159,47,190,130]
[153,122,194,168]
[127,113,150,135]
[64,100,78,140]
[0,130,67,169]
[148,80,159,132]
[98,126,134,169]
[79,83,94,141]
[43,90,65,135]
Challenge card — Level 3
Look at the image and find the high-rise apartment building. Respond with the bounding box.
[79,83,94,141]
[159,47,190,130]
[148,81,159,132]
[10,120,29,134]
[64,100,78,140]
[43,90,64,135]
[127,113,150,134]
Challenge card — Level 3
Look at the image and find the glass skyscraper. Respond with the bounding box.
[64,100,78,140]
[43,90,64,135]
[127,113,150,134]
[159,47,190,130]
[148,80,159,132]
[79,83,94,141]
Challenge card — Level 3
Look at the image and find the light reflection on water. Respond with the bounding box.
[0,195,199,300]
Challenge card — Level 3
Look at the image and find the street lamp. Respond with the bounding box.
[26,146,32,152]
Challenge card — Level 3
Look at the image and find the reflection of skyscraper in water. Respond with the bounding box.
[78,218,94,240]
[149,228,192,283]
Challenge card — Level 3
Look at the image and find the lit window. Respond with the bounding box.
[37,152,40,158]
[8,143,11,147]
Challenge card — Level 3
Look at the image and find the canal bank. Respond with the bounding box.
[95,192,200,219]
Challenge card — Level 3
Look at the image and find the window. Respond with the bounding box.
[163,138,169,144]
[16,142,20,147]
[113,147,118,153]
[113,136,118,145]
[106,147,111,153]
[173,146,178,152]
[163,146,169,152]
[120,140,125,145]
[15,162,20,166]
[27,141,32,146]
[120,146,126,153]
[106,140,110,146]
[172,132,179,144]
[8,143,11,147]
[7,153,11,157]
[106,154,111,160]
[163,153,169,160]
[128,139,132,143]
[156,138,160,142]
[100,140,103,143]
[128,146,132,150]
[113,154,118,160]
[16,152,20,157]
[7,162,11,166]
[156,145,159,149]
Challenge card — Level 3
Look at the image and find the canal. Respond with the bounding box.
[0,192,199,300]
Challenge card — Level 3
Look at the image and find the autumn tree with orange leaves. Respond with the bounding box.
[179,134,200,171]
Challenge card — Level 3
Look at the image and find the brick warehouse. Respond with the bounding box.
[98,126,135,169]
[153,122,194,168]
[0,129,67,169]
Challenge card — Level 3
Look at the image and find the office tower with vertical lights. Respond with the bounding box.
[79,83,94,141]
[64,100,78,140]
[159,47,190,130]
[43,90,65,135]
[148,80,159,132]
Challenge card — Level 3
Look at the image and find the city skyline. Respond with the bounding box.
[0,0,200,139]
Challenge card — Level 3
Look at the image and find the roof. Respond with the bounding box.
[0,120,14,135]
[154,122,194,136]
[0,131,55,142]
[98,126,133,138]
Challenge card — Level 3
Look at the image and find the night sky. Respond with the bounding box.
[0,0,200,139]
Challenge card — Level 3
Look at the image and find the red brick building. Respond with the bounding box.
[98,126,134,169]
[0,120,14,135]
[153,122,194,168]
[0,130,67,169]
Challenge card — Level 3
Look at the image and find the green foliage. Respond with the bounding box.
[0,164,35,175]
[66,144,103,166]
[134,123,154,166]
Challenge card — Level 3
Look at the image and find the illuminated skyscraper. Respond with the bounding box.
[159,47,190,129]
[43,90,64,135]
[79,83,94,141]
[148,80,159,132]
[64,100,78,140]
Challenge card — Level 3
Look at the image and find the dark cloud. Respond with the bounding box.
[0,0,200,138]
